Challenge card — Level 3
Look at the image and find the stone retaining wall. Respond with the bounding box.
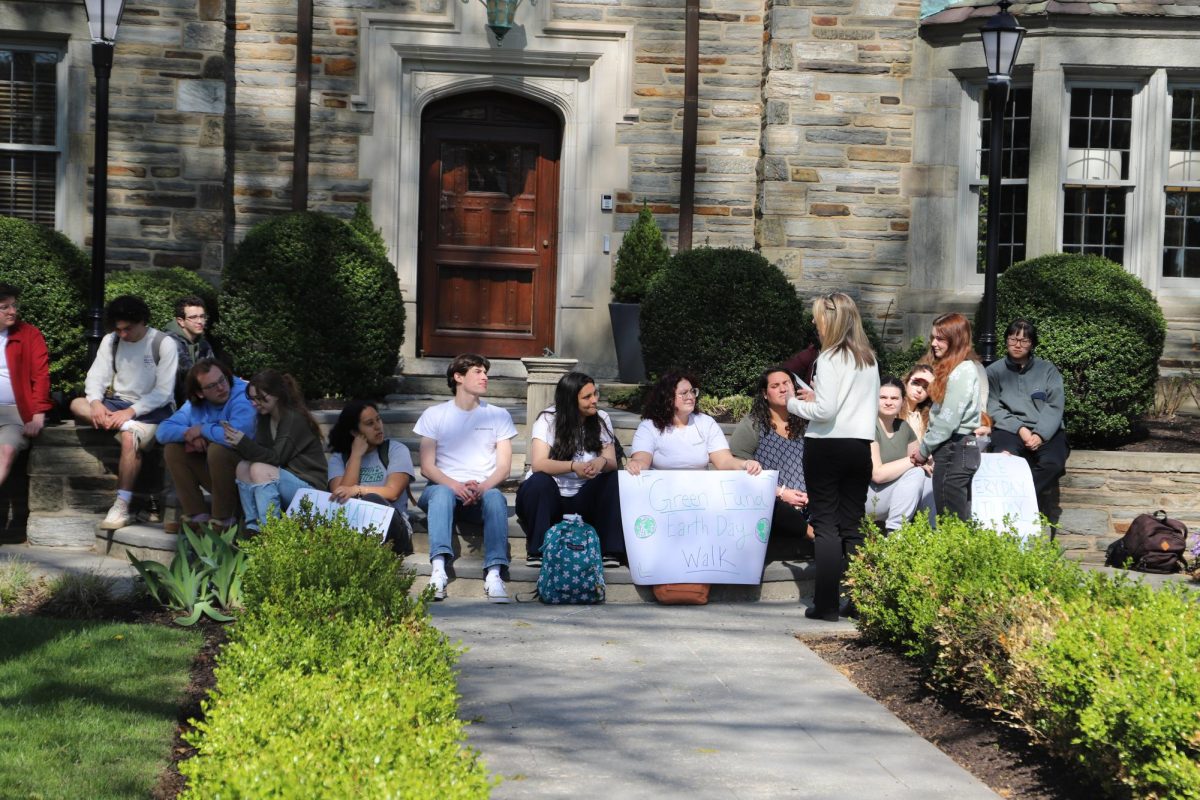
[1057,451,1200,564]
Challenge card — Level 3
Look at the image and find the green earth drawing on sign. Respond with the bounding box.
[634,515,656,539]
[756,518,770,543]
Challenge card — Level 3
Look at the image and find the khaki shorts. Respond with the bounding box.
[115,420,160,452]
[0,405,28,452]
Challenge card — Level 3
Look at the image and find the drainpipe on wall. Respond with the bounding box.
[677,0,699,251]
[292,0,313,211]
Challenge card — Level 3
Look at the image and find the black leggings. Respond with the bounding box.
[802,437,872,612]
[516,471,625,558]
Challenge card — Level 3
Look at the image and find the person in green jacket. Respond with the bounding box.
[224,369,328,532]
[986,318,1068,520]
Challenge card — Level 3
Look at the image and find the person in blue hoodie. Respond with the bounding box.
[156,359,256,529]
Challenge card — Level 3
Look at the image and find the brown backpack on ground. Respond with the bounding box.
[652,583,710,605]
[1105,511,1189,574]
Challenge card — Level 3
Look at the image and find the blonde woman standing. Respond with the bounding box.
[787,292,880,622]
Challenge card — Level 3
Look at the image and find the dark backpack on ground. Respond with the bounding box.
[538,515,605,604]
[1105,510,1189,574]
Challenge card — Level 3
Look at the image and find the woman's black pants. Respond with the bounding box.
[516,470,625,558]
[930,435,982,523]
[802,437,872,613]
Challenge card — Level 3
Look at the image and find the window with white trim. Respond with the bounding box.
[1061,87,1135,264]
[0,47,62,226]
[975,85,1031,274]
[1163,86,1200,279]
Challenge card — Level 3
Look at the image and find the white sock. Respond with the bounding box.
[116,490,133,504]
[486,566,501,582]
[430,555,447,578]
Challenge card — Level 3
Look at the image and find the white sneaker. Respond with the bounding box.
[99,498,131,531]
[428,573,448,601]
[484,575,510,604]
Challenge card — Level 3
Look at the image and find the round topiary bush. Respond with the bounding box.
[217,211,405,398]
[105,267,219,331]
[640,247,809,397]
[990,252,1166,444]
[0,216,90,393]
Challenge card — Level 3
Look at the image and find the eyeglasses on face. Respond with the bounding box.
[676,387,700,398]
[248,391,271,405]
[1006,336,1032,345]
[201,375,228,392]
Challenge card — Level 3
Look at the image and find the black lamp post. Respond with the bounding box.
[978,0,1025,365]
[83,0,126,361]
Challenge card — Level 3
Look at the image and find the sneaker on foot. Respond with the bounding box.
[484,576,510,604]
[602,555,621,569]
[525,554,542,568]
[428,573,448,601]
[99,499,131,531]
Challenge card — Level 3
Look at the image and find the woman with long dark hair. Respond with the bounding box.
[911,312,985,522]
[786,292,879,622]
[225,369,328,532]
[326,400,416,554]
[516,371,623,567]
[729,366,812,560]
[902,364,934,441]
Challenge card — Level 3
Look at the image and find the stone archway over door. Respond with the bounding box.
[418,92,561,358]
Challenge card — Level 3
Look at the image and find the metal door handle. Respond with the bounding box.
[543,239,550,248]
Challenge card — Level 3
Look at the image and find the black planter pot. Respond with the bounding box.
[608,302,646,383]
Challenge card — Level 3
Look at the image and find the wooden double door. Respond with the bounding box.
[418,92,561,358]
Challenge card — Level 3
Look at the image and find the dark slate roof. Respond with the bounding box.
[922,0,1200,23]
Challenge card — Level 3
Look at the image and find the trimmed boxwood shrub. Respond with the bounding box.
[181,508,493,797]
[105,267,219,332]
[612,203,669,303]
[0,216,90,393]
[217,210,405,398]
[640,247,809,397]
[990,253,1166,444]
[848,517,1200,799]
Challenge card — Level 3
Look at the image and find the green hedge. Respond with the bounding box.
[991,253,1166,444]
[105,268,219,333]
[640,247,809,397]
[847,516,1200,799]
[180,508,493,798]
[0,216,90,393]
[218,210,405,398]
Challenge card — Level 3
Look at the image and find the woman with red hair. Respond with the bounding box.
[911,312,985,522]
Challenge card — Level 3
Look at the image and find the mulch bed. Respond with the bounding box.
[803,633,1102,800]
[1104,415,1200,453]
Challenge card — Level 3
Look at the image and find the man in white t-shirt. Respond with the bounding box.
[69,295,177,531]
[414,353,517,603]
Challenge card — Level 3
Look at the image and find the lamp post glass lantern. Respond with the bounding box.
[978,0,1025,365]
[83,0,127,360]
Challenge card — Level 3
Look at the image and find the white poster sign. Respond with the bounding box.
[971,453,1042,541]
[285,488,396,537]
[617,470,777,585]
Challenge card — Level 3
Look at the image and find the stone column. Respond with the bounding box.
[521,357,579,426]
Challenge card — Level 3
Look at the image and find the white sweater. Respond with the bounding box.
[788,348,879,440]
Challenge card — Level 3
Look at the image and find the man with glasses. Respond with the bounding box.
[70,295,178,531]
[156,359,256,530]
[0,283,51,493]
[166,295,216,405]
[987,318,1069,521]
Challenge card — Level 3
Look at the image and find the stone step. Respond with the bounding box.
[94,523,180,566]
[393,374,527,398]
[405,557,816,603]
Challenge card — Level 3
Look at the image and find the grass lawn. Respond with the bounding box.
[0,616,203,799]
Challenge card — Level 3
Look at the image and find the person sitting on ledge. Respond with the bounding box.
[987,318,1069,522]
[516,371,623,569]
[156,359,255,531]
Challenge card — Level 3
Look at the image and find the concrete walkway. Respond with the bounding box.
[431,601,1000,800]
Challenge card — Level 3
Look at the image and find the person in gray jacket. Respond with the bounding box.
[986,319,1068,520]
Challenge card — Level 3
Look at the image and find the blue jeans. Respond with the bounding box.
[418,483,510,570]
[237,468,312,530]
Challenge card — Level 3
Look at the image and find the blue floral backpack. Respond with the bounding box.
[537,514,605,604]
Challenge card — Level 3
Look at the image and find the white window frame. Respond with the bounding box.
[955,79,1032,289]
[0,42,67,229]
[1159,78,1200,291]
[1057,78,1148,272]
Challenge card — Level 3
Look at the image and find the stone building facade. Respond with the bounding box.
[1,0,1197,375]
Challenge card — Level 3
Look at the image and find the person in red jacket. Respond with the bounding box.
[0,283,52,488]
